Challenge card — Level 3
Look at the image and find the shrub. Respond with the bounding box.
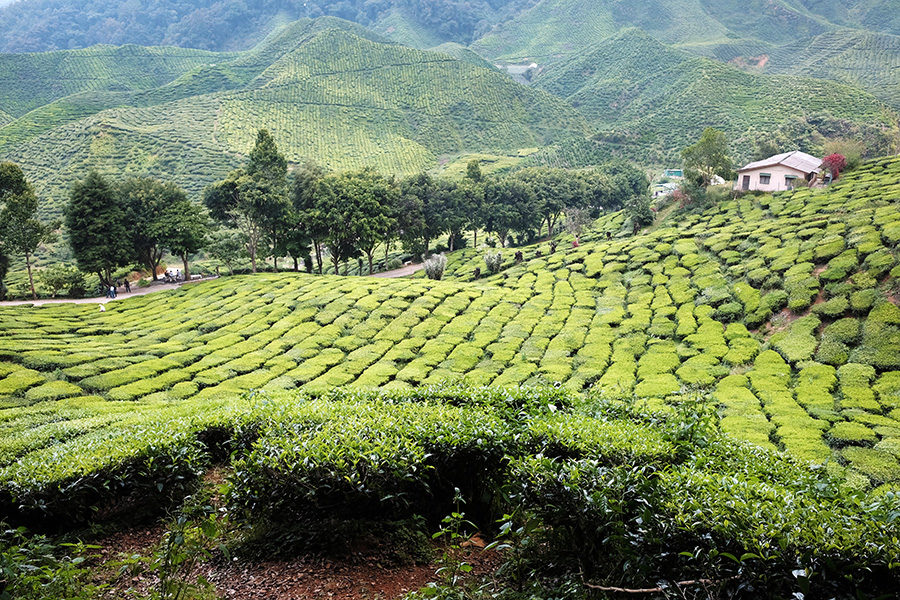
[423,254,447,280]
[828,421,877,446]
[484,251,502,274]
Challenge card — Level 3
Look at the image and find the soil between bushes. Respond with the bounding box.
[94,519,500,599]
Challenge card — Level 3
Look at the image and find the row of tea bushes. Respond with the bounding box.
[3,385,897,595]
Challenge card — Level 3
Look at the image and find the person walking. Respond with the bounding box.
[124,279,131,293]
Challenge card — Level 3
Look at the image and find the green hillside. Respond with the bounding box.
[428,42,498,70]
[2,156,900,594]
[3,156,900,492]
[682,30,900,110]
[532,29,900,164]
[0,44,231,119]
[0,20,588,217]
[469,0,855,62]
[468,0,900,116]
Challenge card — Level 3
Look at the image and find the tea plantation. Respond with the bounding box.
[2,156,900,594]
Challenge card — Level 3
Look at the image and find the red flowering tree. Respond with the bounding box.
[822,153,847,181]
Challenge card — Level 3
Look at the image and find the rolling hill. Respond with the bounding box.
[531,29,900,164]
[0,18,589,217]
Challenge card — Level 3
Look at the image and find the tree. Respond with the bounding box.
[353,170,398,274]
[65,171,131,289]
[681,128,733,188]
[398,172,445,255]
[207,229,247,276]
[434,178,469,251]
[0,162,57,300]
[822,153,847,180]
[291,160,328,274]
[466,159,483,183]
[481,177,540,247]
[119,177,185,280]
[204,129,290,273]
[564,207,591,245]
[316,174,361,275]
[513,168,580,237]
[38,264,85,298]
[625,195,654,232]
[162,201,208,281]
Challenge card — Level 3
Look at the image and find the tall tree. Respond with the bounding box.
[316,174,360,275]
[466,159,483,183]
[481,176,540,247]
[119,177,183,280]
[65,171,131,289]
[338,169,398,275]
[681,127,733,188]
[204,129,290,273]
[292,160,328,274]
[435,178,469,251]
[0,162,57,300]
[513,168,580,237]
[160,198,208,281]
[398,172,444,255]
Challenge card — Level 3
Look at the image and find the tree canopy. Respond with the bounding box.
[65,171,131,288]
[681,127,733,187]
[0,162,57,299]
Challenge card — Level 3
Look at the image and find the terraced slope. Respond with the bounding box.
[0,20,588,217]
[2,156,900,496]
[683,30,900,110]
[0,44,231,118]
[532,29,900,164]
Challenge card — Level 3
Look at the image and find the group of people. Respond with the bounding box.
[104,279,131,298]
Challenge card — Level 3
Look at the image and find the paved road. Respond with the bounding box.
[370,263,424,278]
[0,279,207,307]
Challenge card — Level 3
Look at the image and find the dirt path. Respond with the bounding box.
[371,263,424,278]
[0,278,216,307]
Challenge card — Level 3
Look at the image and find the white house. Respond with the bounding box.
[734,151,822,192]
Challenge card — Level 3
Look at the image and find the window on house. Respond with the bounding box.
[785,175,797,189]
[759,173,771,185]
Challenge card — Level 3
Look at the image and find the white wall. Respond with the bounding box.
[734,164,812,192]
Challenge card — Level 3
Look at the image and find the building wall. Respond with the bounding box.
[734,165,813,192]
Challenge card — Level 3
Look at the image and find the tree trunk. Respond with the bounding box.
[293,257,299,271]
[332,253,340,275]
[384,242,389,268]
[473,230,477,247]
[250,247,257,273]
[314,240,323,274]
[25,251,36,300]
[449,232,455,252]
[367,250,374,275]
[182,254,190,282]
[226,262,234,276]
[274,255,278,272]
[151,247,162,281]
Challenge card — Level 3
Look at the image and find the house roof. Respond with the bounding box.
[738,151,822,174]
